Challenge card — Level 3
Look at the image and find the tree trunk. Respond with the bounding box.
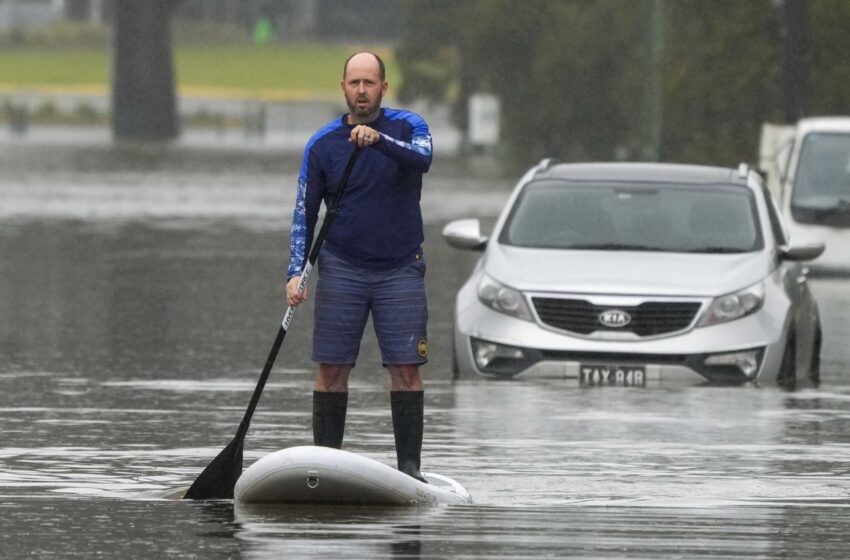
[112,0,180,141]
[65,0,90,20]
[781,0,809,121]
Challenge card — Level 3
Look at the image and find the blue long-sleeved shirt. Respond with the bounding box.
[288,108,432,278]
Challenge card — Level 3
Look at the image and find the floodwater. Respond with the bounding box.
[2,142,850,559]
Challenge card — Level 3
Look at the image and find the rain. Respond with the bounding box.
[2,1,850,558]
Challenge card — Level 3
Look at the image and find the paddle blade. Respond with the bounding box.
[183,437,244,500]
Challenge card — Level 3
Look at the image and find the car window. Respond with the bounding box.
[789,132,850,226]
[500,180,763,253]
[792,132,850,207]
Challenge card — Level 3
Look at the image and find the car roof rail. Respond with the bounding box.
[737,162,749,179]
[534,158,558,175]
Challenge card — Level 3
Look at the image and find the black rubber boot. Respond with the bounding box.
[390,390,427,483]
[312,391,348,449]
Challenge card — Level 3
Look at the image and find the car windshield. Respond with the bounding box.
[500,180,762,253]
[791,132,850,209]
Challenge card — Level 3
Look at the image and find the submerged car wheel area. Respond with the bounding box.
[444,160,825,386]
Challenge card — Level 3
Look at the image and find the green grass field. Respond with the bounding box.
[0,43,399,101]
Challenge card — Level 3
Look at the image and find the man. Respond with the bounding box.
[286,52,432,482]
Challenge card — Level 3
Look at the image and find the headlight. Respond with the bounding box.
[477,273,533,320]
[697,281,765,327]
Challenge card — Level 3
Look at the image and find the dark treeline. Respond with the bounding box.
[397,0,850,169]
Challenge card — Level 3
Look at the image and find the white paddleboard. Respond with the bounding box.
[234,446,472,506]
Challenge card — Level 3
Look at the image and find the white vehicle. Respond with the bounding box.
[444,161,824,386]
[759,117,850,272]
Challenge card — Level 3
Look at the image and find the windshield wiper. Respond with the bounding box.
[567,243,667,252]
[687,246,748,254]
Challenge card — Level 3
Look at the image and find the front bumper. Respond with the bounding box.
[454,288,790,384]
[463,336,765,384]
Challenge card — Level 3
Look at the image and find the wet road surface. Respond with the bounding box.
[1,150,850,558]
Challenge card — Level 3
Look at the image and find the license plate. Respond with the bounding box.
[580,364,646,386]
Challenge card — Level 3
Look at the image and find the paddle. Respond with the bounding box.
[184,147,361,499]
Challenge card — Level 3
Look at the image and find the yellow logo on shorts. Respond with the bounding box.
[417,339,428,357]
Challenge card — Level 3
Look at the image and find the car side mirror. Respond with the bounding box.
[779,243,825,262]
[442,218,488,251]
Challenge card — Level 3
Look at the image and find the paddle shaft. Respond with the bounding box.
[233,147,360,442]
[184,148,360,499]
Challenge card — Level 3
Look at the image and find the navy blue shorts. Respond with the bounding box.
[312,249,428,366]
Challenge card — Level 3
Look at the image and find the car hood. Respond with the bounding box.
[484,245,773,297]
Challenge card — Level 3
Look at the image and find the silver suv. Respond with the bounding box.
[444,161,824,386]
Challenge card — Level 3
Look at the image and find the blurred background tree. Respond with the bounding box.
[3,0,849,164]
[398,0,850,169]
[661,0,781,165]
[808,0,850,115]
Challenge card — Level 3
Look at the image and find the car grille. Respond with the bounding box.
[531,297,702,337]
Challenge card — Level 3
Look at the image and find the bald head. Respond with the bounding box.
[343,52,386,82]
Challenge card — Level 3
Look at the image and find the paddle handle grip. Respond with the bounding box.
[281,261,313,331]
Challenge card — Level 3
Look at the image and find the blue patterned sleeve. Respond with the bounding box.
[288,147,323,279]
[374,110,432,173]
[287,176,308,279]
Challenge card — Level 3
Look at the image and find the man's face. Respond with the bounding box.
[342,54,387,122]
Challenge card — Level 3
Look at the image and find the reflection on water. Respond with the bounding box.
[2,213,850,557]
